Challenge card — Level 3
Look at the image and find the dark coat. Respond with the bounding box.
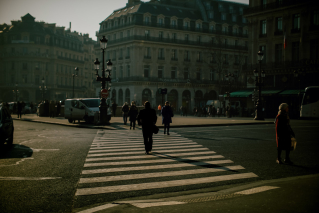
[128,105,138,121]
[137,108,157,129]
[275,113,295,150]
[122,105,129,115]
[161,105,173,124]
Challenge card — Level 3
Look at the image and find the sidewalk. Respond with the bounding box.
[12,114,274,129]
[74,174,319,213]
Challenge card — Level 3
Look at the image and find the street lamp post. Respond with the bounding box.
[73,67,78,98]
[225,73,234,118]
[39,77,47,103]
[95,36,113,125]
[294,69,302,116]
[254,51,266,120]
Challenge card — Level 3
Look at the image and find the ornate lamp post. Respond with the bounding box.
[95,36,113,125]
[73,67,79,98]
[39,77,47,102]
[13,83,19,102]
[254,50,266,120]
[225,73,234,118]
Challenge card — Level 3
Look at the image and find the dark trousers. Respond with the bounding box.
[17,111,22,118]
[130,120,136,128]
[142,128,153,152]
[164,123,170,133]
[123,115,128,124]
[277,149,290,160]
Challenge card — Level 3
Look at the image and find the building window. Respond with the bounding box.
[233,28,238,34]
[120,66,123,78]
[260,45,266,63]
[171,20,177,27]
[293,14,300,30]
[171,49,177,60]
[172,33,177,41]
[185,51,190,61]
[197,52,202,62]
[113,67,116,79]
[145,47,151,58]
[119,49,123,59]
[126,47,130,58]
[232,15,237,22]
[196,70,201,80]
[276,17,283,31]
[23,63,27,70]
[184,21,189,28]
[159,31,163,39]
[35,75,39,84]
[239,8,243,15]
[275,44,283,62]
[113,34,117,40]
[22,74,27,83]
[310,39,319,60]
[113,50,117,61]
[145,16,150,24]
[210,70,214,81]
[185,34,189,42]
[158,18,164,26]
[158,66,163,78]
[224,54,228,64]
[261,0,267,8]
[261,20,267,35]
[292,42,299,61]
[120,32,123,39]
[221,13,226,21]
[242,17,247,23]
[127,30,130,37]
[158,48,164,59]
[171,67,177,79]
[235,55,239,64]
[223,26,228,33]
[197,36,201,44]
[196,23,201,29]
[184,68,189,79]
[225,39,228,46]
[235,40,238,47]
[145,30,150,38]
[206,2,211,9]
[144,65,150,78]
[209,12,214,19]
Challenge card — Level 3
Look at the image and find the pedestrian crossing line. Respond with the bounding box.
[92,138,190,143]
[81,160,233,174]
[84,155,225,167]
[85,151,217,162]
[90,142,198,149]
[79,165,245,184]
[75,172,257,196]
[88,145,203,153]
[87,148,209,157]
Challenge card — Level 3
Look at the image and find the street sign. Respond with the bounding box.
[161,88,167,94]
[101,89,109,99]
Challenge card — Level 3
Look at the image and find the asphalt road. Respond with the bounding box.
[0,119,318,213]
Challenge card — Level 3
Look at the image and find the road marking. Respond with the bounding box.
[79,165,245,183]
[85,151,217,161]
[87,148,209,157]
[32,149,59,152]
[90,142,197,148]
[0,176,62,180]
[76,204,119,213]
[84,155,224,167]
[81,160,233,174]
[76,173,257,196]
[131,201,186,208]
[235,186,280,195]
[0,158,34,167]
[88,145,203,153]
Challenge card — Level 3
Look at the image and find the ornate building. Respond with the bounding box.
[96,0,249,110]
[244,0,319,117]
[0,14,97,103]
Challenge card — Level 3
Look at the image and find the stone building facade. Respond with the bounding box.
[96,0,249,111]
[0,14,97,103]
[244,0,319,117]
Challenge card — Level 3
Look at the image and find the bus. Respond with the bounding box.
[300,86,319,118]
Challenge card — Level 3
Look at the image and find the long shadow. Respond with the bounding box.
[151,152,239,173]
[0,144,33,159]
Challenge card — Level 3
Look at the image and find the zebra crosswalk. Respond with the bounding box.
[75,130,258,199]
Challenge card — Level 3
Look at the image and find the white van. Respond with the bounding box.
[64,98,100,123]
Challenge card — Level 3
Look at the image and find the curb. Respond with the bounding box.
[13,118,274,129]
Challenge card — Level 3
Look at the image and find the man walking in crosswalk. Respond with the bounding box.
[137,101,157,154]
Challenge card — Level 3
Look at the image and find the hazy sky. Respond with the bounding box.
[0,0,249,41]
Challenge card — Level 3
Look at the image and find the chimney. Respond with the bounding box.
[69,22,71,31]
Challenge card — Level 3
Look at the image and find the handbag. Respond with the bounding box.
[291,137,297,151]
[152,124,159,134]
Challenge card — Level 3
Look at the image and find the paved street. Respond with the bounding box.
[0,119,318,213]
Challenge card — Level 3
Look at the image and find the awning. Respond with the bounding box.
[223,90,253,98]
[261,90,282,96]
[279,90,304,95]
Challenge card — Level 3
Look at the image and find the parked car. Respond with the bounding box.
[0,104,14,145]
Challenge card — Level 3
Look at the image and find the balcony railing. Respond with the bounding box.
[105,35,248,51]
[98,21,249,38]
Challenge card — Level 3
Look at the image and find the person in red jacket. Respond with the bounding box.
[275,103,295,164]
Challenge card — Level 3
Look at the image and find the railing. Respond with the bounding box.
[244,0,310,16]
[105,35,248,51]
[98,21,249,38]
[57,56,84,63]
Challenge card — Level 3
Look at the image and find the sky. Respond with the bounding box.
[0,0,249,41]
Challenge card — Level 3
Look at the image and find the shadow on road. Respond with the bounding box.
[0,144,33,159]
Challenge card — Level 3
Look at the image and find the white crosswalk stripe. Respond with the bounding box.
[75,130,258,198]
